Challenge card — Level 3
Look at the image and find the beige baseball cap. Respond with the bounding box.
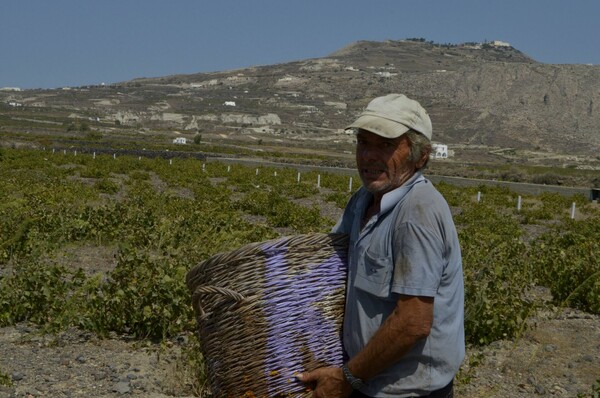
[346,93,432,140]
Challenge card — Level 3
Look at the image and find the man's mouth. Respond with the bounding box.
[361,167,386,178]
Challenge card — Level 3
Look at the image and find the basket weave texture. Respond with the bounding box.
[186,233,349,398]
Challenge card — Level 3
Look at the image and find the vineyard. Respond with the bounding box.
[1,147,599,397]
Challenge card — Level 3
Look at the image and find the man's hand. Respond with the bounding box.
[296,367,353,398]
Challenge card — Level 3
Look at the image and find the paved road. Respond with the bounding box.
[208,156,597,201]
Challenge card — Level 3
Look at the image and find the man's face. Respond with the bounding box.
[355,129,417,197]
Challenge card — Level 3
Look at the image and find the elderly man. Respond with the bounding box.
[299,94,464,398]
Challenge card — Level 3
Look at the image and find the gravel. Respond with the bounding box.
[455,307,600,397]
[0,325,196,398]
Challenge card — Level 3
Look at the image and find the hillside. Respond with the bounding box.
[1,39,600,163]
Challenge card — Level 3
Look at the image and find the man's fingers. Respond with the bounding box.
[295,371,312,382]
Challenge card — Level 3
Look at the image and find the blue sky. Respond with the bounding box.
[2,0,599,89]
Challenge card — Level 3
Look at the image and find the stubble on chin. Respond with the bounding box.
[363,180,391,195]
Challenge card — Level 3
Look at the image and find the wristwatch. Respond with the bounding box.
[341,363,365,390]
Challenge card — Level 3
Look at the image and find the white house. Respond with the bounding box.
[173,137,187,145]
[491,40,510,47]
[224,101,236,107]
[432,144,448,159]
[375,71,397,78]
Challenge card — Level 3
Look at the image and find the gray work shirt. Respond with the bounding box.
[333,172,465,397]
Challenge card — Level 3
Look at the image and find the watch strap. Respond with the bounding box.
[341,363,365,390]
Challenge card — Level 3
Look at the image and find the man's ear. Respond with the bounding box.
[415,147,430,169]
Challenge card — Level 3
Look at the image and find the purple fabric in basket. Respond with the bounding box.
[260,240,347,395]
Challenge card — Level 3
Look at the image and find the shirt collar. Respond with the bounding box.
[379,171,425,214]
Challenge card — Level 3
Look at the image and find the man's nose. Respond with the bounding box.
[357,145,378,161]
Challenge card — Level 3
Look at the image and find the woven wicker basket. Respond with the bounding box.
[186,233,349,398]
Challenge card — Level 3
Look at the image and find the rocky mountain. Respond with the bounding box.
[2,39,600,158]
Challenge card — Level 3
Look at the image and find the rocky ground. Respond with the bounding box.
[456,305,600,398]
[0,324,196,398]
[1,296,599,398]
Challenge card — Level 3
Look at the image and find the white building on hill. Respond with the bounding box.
[432,143,448,159]
[491,40,510,47]
[173,137,187,145]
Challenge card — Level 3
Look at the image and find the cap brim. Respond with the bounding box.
[346,115,410,139]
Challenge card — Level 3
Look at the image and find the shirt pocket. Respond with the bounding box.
[355,249,393,300]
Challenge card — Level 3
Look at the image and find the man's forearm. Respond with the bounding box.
[346,295,434,381]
